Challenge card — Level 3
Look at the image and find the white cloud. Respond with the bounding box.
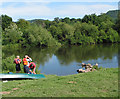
[1,3,51,16]
[0,0,119,2]
[1,2,118,21]
[50,4,117,17]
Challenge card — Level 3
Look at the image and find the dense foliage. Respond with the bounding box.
[106,10,119,22]
[1,13,120,48]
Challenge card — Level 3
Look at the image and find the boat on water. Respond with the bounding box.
[0,73,45,80]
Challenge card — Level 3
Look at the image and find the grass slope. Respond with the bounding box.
[2,68,118,97]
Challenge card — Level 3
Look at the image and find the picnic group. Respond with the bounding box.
[14,55,36,74]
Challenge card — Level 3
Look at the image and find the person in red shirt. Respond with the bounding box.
[14,56,21,73]
[28,62,36,74]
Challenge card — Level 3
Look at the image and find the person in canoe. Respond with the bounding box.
[14,56,21,73]
[28,62,36,74]
[23,55,32,74]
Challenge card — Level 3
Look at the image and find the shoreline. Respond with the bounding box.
[1,67,118,76]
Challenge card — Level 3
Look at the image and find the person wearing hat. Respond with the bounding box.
[28,62,36,74]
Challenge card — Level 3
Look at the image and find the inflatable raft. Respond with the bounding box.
[0,73,45,80]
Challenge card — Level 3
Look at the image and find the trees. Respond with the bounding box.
[58,22,75,44]
[61,17,71,24]
[114,10,120,35]
[3,23,23,45]
[25,24,61,47]
[54,17,60,23]
[98,13,113,23]
[82,14,99,25]
[1,13,119,48]
[1,15,12,30]
[16,19,30,32]
[72,22,98,44]
[107,28,119,43]
[49,22,75,44]
[49,25,62,40]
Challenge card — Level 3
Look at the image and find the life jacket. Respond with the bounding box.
[29,62,36,69]
[14,59,21,64]
[23,58,28,65]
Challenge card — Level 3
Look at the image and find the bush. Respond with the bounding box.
[2,55,24,73]
[2,55,16,72]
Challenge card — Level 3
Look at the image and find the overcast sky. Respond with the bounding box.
[0,0,119,21]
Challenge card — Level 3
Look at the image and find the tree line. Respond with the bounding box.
[1,13,120,73]
[1,13,120,48]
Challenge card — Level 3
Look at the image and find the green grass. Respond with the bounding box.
[1,68,118,97]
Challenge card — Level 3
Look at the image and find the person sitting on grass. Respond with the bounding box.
[28,62,36,74]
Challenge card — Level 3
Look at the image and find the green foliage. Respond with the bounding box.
[16,19,30,32]
[3,23,23,45]
[2,55,16,72]
[106,10,118,22]
[114,10,120,36]
[0,26,1,38]
[61,17,70,24]
[1,12,120,48]
[98,13,113,23]
[82,14,99,25]
[35,63,40,74]
[54,17,60,23]
[107,28,119,43]
[25,24,61,47]
[1,15,12,30]
[59,23,75,44]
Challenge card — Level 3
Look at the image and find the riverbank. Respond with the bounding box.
[1,68,118,97]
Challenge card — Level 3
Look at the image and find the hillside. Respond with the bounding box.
[27,19,45,23]
[106,10,119,21]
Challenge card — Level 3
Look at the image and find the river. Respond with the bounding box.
[3,44,120,76]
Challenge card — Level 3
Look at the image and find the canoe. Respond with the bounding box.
[0,73,45,80]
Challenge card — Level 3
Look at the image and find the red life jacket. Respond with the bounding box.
[14,59,21,64]
[29,62,36,69]
[23,58,28,65]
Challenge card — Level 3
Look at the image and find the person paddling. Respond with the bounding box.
[14,56,21,73]
[28,62,36,74]
[23,55,32,74]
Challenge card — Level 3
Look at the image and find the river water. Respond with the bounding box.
[3,44,120,76]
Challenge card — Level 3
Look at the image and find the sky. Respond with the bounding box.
[0,0,119,21]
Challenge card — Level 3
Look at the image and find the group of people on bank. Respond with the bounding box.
[14,55,36,74]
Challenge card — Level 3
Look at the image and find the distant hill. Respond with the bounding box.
[27,19,45,23]
[27,10,119,23]
[106,10,119,21]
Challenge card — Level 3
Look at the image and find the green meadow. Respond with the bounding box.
[1,68,118,97]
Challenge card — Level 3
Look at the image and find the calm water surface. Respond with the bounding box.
[4,44,119,76]
[39,44,119,76]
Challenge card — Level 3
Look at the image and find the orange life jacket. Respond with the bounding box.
[23,58,28,65]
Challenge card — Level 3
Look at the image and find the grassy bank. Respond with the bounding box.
[1,68,118,97]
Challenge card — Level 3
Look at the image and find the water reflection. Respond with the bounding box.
[55,44,118,65]
[3,44,119,75]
